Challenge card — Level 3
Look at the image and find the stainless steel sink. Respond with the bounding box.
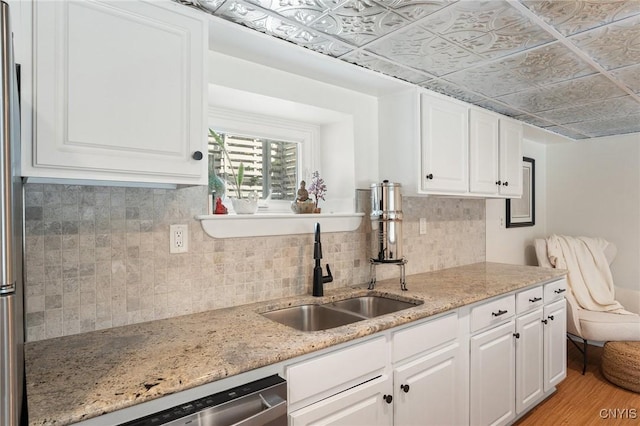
[329,296,422,318]
[261,296,423,331]
[261,304,364,332]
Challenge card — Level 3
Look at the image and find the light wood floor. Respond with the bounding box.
[515,340,639,425]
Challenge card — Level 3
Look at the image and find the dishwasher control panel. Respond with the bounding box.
[119,375,286,426]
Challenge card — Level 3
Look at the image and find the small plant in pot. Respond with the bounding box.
[209,129,258,214]
[308,171,326,213]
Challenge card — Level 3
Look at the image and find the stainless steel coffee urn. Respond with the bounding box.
[369,180,408,291]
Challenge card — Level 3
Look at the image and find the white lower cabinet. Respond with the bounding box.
[544,299,567,391]
[470,279,567,426]
[394,342,463,426]
[470,320,517,426]
[515,308,544,414]
[289,375,393,426]
[288,312,466,426]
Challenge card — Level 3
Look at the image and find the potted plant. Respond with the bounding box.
[209,129,258,214]
[308,171,326,213]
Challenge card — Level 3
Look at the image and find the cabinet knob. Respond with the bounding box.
[383,394,393,404]
[503,181,509,186]
[542,319,548,325]
[548,315,555,321]
[495,180,501,185]
[426,173,433,180]
[192,151,204,160]
[513,332,520,339]
[400,384,410,393]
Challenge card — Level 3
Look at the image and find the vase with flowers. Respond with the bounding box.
[209,129,258,214]
[308,171,326,213]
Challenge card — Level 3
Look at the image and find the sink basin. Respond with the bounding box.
[261,304,364,332]
[261,296,423,331]
[329,296,422,318]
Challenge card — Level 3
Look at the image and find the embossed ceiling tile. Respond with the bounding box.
[564,113,640,138]
[498,87,567,113]
[417,1,527,44]
[289,30,354,56]
[522,0,640,36]
[443,62,538,97]
[341,51,430,83]
[499,42,595,86]
[366,25,485,76]
[570,15,640,70]
[418,79,484,103]
[474,99,524,118]
[375,0,457,21]
[499,74,626,113]
[611,64,640,93]
[177,0,226,13]
[248,0,347,25]
[536,95,640,125]
[216,0,302,39]
[546,126,590,140]
[513,114,558,128]
[312,0,410,46]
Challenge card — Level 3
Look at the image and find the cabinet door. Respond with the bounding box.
[470,320,516,426]
[31,0,207,185]
[515,308,544,414]
[469,109,499,195]
[394,342,464,426]
[420,94,468,194]
[498,120,523,197]
[289,375,392,426]
[544,299,567,392]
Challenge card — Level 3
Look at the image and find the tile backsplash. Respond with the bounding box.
[24,184,485,341]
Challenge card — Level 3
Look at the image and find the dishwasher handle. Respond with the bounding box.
[232,394,287,426]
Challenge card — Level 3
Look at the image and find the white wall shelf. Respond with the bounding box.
[195,213,365,238]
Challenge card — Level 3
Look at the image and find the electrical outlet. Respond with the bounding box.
[170,224,188,254]
[419,218,427,235]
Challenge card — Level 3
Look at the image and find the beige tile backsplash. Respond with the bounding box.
[24,184,485,341]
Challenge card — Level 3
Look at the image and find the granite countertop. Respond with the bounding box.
[25,262,566,425]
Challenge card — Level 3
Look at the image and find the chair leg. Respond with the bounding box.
[567,333,588,375]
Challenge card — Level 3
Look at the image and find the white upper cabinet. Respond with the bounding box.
[27,0,207,185]
[469,109,523,198]
[498,119,524,197]
[379,89,522,198]
[469,109,499,195]
[420,93,469,194]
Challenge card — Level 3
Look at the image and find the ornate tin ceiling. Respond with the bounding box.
[178,0,640,140]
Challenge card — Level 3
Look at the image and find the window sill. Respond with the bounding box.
[195,213,365,238]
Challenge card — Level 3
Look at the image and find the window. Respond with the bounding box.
[208,132,298,200]
[208,107,318,212]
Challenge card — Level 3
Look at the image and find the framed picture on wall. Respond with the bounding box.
[506,157,535,228]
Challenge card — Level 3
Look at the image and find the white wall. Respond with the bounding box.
[486,139,548,265]
[208,51,379,191]
[546,134,640,296]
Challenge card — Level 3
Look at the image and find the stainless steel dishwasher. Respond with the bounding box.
[120,375,287,426]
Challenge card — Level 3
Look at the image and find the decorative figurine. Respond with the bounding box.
[214,197,228,214]
[297,180,309,202]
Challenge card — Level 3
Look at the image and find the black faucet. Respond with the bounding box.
[313,222,333,297]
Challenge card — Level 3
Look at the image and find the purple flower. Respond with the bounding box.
[307,171,327,207]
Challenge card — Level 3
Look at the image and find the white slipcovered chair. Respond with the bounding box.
[534,238,640,374]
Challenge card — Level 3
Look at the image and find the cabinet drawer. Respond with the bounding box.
[287,336,387,409]
[516,286,544,314]
[392,312,458,363]
[544,278,568,303]
[470,295,515,333]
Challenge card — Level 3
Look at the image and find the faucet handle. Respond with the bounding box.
[324,264,333,283]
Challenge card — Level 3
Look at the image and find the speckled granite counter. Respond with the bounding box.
[25,262,566,425]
